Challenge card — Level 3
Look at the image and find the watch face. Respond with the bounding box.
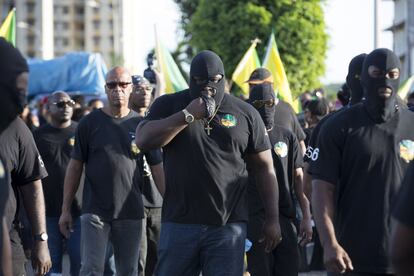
[185,114,194,123]
[40,233,48,241]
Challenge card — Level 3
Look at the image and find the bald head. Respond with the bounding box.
[49,91,70,104]
[106,66,131,82]
[105,66,133,108]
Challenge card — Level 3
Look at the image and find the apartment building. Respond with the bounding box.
[386,0,414,81]
[1,0,140,70]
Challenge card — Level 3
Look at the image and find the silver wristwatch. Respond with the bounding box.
[182,109,195,124]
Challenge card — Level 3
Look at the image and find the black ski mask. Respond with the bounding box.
[248,83,275,130]
[189,50,225,118]
[0,38,29,132]
[346,53,367,106]
[361,48,401,122]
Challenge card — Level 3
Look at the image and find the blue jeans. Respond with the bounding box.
[46,217,81,276]
[80,214,142,276]
[156,222,246,276]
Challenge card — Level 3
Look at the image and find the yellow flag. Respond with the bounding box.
[232,40,261,96]
[0,8,16,46]
[398,74,414,100]
[262,32,298,112]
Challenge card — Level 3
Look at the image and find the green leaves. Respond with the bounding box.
[176,0,328,98]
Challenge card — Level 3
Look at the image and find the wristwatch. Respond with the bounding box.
[34,232,48,242]
[182,109,195,124]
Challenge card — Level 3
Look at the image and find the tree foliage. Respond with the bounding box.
[174,0,328,97]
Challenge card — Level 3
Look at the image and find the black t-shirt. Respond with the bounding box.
[0,157,9,265]
[248,126,303,219]
[311,104,414,274]
[33,122,82,218]
[274,100,306,142]
[304,110,339,166]
[145,90,270,225]
[0,118,48,229]
[392,161,414,226]
[72,109,145,220]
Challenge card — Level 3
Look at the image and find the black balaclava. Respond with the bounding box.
[361,48,401,123]
[346,53,367,105]
[248,83,275,130]
[189,50,225,117]
[0,38,29,132]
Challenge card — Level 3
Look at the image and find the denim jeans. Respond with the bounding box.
[46,217,81,276]
[138,207,162,276]
[156,222,246,276]
[80,214,142,276]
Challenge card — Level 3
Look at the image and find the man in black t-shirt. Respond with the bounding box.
[246,83,312,276]
[390,162,414,275]
[246,68,306,155]
[34,91,81,275]
[0,38,52,276]
[130,75,165,276]
[136,50,282,276]
[311,48,414,275]
[59,67,160,276]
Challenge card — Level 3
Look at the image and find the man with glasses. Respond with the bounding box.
[34,91,81,275]
[136,50,281,276]
[246,83,312,276]
[130,75,165,276]
[311,48,414,275]
[59,67,159,275]
[246,68,307,155]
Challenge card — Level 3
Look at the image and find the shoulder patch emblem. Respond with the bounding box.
[68,136,75,146]
[220,114,237,128]
[274,141,288,158]
[399,139,414,163]
[0,160,4,179]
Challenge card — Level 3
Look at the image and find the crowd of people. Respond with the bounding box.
[1,35,414,276]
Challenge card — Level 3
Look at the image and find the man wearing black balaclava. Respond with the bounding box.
[311,48,414,275]
[246,83,312,276]
[136,50,282,275]
[0,38,51,275]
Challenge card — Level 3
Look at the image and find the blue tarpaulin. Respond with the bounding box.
[27,52,108,96]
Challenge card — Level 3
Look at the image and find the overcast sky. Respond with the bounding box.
[135,0,395,85]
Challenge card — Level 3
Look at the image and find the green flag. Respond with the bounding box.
[0,8,16,46]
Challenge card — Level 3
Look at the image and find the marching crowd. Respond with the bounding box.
[1,35,414,276]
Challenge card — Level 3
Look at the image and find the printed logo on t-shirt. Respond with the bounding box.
[0,160,4,179]
[399,139,414,163]
[305,146,319,161]
[129,132,140,156]
[68,136,75,146]
[274,142,288,158]
[219,114,237,128]
[38,155,45,168]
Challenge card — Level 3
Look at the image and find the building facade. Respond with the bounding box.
[387,0,414,81]
[1,0,140,70]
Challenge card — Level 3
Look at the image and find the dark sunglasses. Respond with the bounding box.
[52,100,75,108]
[106,82,132,89]
[251,99,275,109]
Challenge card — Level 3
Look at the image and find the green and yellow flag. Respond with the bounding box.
[398,74,414,100]
[155,35,188,94]
[262,32,299,112]
[0,8,16,46]
[231,39,261,96]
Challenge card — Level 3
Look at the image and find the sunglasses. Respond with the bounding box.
[52,100,75,108]
[106,82,132,89]
[251,99,275,109]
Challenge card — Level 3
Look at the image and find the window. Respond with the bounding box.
[27,35,35,45]
[62,38,69,46]
[93,20,100,30]
[75,6,84,15]
[93,36,101,46]
[62,6,69,14]
[26,3,35,13]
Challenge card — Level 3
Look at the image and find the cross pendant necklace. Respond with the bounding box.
[205,124,213,135]
[203,103,221,136]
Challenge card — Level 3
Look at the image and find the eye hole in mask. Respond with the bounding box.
[251,99,275,109]
[192,74,223,85]
[368,66,400,80]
